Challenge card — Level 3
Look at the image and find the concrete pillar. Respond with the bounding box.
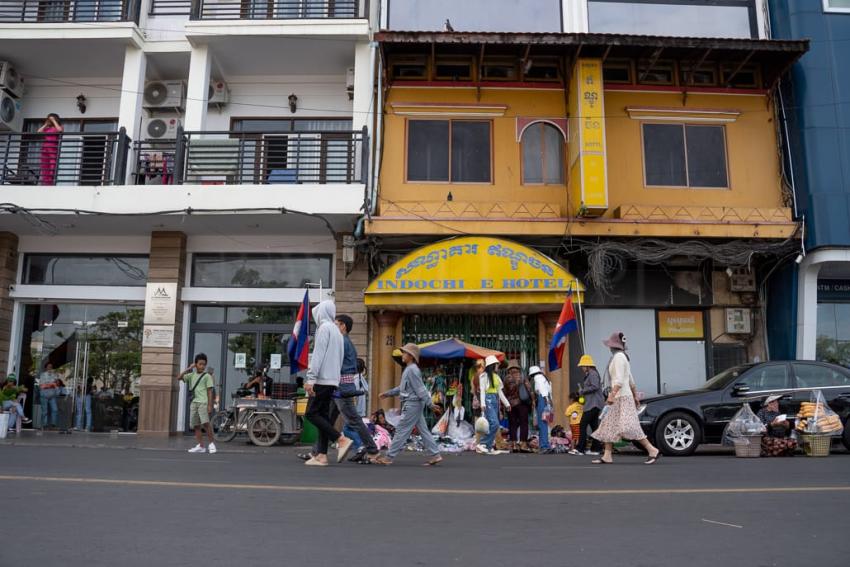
[539,312,569,429]
[333,235,368,359]
[138,231,187,436]
[564,0,588,32]
[352,41,373,132]
[0,232,18,375]
[184,45,211,132]
[372,311,401,411]
[118,45,147,142]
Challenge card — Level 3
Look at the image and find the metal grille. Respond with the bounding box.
[403,313,539,369]
[194,0,361,20]
[0,0,139,22]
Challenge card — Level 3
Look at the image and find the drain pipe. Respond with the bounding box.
[369,43,384,217]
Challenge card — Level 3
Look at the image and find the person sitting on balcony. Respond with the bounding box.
[37,114,63,186]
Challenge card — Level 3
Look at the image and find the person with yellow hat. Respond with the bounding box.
[570,354,604,456]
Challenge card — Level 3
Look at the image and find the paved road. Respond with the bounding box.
[2,445,849,567]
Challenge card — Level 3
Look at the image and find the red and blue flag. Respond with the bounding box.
[288,291,310,374]
[548,292,578,371]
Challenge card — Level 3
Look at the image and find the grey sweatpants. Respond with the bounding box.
[387,400,440,458]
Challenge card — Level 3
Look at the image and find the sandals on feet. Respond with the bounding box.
[645,452,661,465]
[368,455,393,466]
[591,458,613,465]
[424,455,443,466]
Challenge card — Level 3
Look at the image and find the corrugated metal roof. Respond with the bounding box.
[375,31,809,54]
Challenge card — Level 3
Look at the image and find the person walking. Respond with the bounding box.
[303,300,354,467]
[477,355,511,455]
[379,343,442,466]
[571,355,604,456]
[529,365,553,453]
[177,353,216,454]
[591,332,661,465]
[503,360,533,452]
[334,314,386,465]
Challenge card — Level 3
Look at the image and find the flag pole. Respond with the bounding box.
[572,279,587,354]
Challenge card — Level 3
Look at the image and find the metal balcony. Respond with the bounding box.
[0,0,141,23]
[0,130,129,186]
[190,0,363,20]
[133,127,367,185]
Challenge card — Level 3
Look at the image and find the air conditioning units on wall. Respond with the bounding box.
[144,116,182,140]
[209,80,229,105]
[0,91,23,132]
[143,81,185,110]
[0,61,24,98]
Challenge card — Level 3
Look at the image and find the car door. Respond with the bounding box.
[713,363,793,438]
[790,362,850,423]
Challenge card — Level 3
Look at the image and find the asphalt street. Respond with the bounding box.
[2,444,849,567]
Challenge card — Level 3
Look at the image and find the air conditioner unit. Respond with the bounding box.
[208,80,229,105]
[0,61,24,98]
[0,91,23,132]
[143,80,185,110]
[144,116,181,140]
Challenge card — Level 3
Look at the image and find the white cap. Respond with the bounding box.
[484,354,500,368]
[528,365,543,377]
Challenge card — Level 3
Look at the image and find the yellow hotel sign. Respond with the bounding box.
[657,311,705,339]
[569,58,608,216]
[365,236,584,307]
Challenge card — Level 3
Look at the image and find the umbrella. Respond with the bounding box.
[392,338,506,366]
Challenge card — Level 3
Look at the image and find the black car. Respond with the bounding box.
[639,360,850,456]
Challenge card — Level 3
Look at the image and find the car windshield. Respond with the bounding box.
[703,365,755,390]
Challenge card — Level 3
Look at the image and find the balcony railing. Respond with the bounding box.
[190,0,363,20]
[0,130,128,186]
[133,127,367,185]
[0,0,141,23]
[149,0,191,15]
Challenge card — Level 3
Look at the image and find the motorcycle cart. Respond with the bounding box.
[212,395,301,447]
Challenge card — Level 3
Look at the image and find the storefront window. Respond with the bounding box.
[15,303,143,432]
[22,254,149,286]
[816,303,850,367]
[588,0,756,39]
[191,254,332,288]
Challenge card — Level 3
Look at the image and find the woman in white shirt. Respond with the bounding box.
[477,355,511,454]
[591,331,661,465]
[529,365,553,453]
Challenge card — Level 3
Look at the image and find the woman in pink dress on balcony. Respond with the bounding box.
[37,113,63,185]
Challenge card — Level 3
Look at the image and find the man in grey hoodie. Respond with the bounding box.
[304,300,353,466]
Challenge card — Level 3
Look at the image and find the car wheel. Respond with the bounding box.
[656,412,700,456]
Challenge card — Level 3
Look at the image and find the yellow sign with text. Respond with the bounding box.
[658,311,705,339]
[569,58,608,216]
[365,236,584,307]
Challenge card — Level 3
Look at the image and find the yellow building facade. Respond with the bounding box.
[364,32,808,431]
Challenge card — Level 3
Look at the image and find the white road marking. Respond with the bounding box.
[702,519,744,529]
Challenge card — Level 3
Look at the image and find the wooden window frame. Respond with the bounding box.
[720,63,762,89]
[519,121,566,186]
[637,60,676,86]
[434,56,475,82]
[640,122,730,190]
[522,57,562,83]
[404,118,494,185]
[679,63,719,87]
[480,56,520,82]
[389,55,430,81]
[603,59,634,85]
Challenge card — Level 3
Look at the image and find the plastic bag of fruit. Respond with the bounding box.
[796,390,844,436]
[722,403,766,446]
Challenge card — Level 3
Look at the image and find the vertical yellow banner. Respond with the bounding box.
[569,59,608,216]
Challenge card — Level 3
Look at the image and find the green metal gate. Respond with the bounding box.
[402,313,539,369]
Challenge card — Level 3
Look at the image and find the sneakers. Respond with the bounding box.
[22,417,32,424]
[568,449,584,456]
[585,450,601,456]
[336,437,354,463]
[490,449,509,455]
[475,444,491,454]
[208,443,217,454]
[188,444,206,453]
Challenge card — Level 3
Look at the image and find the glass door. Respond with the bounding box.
[225,332,257,407]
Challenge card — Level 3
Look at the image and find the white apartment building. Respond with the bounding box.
[0,0,376,434]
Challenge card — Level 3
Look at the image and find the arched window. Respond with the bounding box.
[521,122,565,184]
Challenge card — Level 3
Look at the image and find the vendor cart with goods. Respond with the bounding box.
[795,390,844,457]
[211,387,302,447]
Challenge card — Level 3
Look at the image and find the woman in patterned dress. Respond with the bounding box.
[591,331,661,465]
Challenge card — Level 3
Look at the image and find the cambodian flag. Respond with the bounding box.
[548,292,578,371]
[288,291,310,374]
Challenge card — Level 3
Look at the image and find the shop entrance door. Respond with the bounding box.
[19,303,143,432]
[187,305,296,414]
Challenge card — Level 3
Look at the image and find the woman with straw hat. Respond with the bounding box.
[591,332,661,465]
[571,355,604,456]
[477,354,511,455]
[379,343,443,466]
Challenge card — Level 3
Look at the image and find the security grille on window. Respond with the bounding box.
[406,119,491,183]
[642,123,728,188]
[521,122,564,184]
